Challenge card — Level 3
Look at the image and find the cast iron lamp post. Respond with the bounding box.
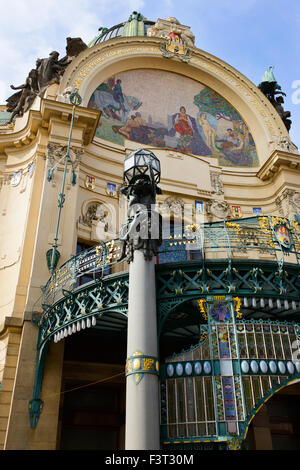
[46,90,82,273]
[120,149,162,450]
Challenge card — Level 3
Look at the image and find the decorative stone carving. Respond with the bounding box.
[79,201,115,242]
[275,189,298,217]
[206,200,231,219]
[293,193,300,209]
[159,196,184,215]
[148,17,194,62]
[210,172,224,195]
[6,37,87,122]
[147,17,195,46]
[159,41,192,63]
[47,143,83,172]
[273,136,299,155]
[57,86,76,103]
[79,203,100,227]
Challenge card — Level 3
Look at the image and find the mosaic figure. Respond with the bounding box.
[88,70,259,168]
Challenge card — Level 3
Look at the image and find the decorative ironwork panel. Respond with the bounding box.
[161,297,300,449]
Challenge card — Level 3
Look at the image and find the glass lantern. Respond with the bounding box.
[123,149,161,185]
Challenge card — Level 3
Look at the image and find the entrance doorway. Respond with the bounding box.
[246,381,300,450]
[59,381,125,450]
[57,319,126,450]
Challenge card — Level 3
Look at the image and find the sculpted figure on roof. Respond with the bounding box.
[6,37,87,123]
[147,16,195,46]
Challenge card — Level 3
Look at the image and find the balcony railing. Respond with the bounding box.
[42,216,300,306]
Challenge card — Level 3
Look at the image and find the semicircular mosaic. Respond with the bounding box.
[88,69,259,168]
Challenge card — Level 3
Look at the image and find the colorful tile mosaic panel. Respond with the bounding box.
[88,70,259,168]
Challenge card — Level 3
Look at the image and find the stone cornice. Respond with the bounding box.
[0,99,100,155]
[0,316,23,340]
[40,99,101,146]
[0,110,42,153]
[257,150,300,181]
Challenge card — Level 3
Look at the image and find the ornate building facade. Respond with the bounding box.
[0,13,300,450]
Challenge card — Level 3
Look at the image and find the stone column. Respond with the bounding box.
[125,250,160,450]
[120,149,162,450]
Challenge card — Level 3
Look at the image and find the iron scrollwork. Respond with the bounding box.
[119,175,162,263]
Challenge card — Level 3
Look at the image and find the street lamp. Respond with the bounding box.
[46,90,82,274]
[123,148,161,186]
[121,149,162,450]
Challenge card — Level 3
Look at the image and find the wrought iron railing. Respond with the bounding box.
[41,216,300,306]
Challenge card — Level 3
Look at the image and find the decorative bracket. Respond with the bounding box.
[28,399,44,429]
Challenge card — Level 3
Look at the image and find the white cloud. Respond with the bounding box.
[0,1,112,102]
[0,0,152,103]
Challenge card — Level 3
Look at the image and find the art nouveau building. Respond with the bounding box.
[0,13,300,450]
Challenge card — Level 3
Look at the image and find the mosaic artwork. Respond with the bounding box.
[88,70,259,167]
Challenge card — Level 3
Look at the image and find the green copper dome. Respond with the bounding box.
[88,11,155,47]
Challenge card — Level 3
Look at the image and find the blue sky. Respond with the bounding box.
[0,0,299,147]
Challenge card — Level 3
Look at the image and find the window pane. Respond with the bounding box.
[252,376,262,404]
[264,333,274,358]
[218,326,230,359]
[246,333,256,357]
[242,377,253,415]
[204,377,215,421]
[273,334,283,359]
[255,333,266,358]
[177,379,186,430]
[186,378,196,423]
[281,335,291,359]
[167,380,176,424]
[195,377,205,421]
[261,376,271,396]
[237,333,248,358]
[198,423,206,436]
[168,425,177,438]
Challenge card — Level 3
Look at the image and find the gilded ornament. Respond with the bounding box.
[233,297,242,319]
[72,46,159,91]
[197,299,207,320]
[133,358,141,370]
[227,435,242,451]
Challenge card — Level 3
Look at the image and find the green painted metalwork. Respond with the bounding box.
[39,271,129,350]
[126,353,159,385]
[30,215,300,432]
[239,376,300,441]
[161,309,300,449]
[47,94,81,274]
[88,12,155,47]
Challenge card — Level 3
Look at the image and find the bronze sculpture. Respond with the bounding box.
[258,67,292,131]
[6,37,87,123]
